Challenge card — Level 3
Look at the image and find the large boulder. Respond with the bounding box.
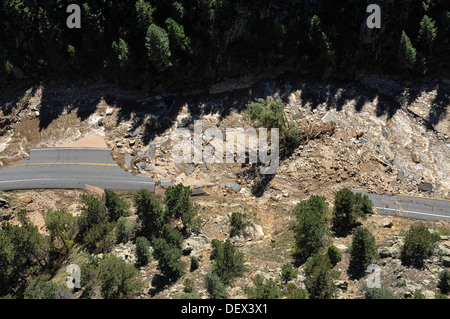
[182,235,211,256]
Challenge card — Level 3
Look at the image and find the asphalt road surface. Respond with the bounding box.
[352,189,450,221]
[0,148,155,192]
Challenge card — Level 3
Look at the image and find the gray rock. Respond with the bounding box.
[192,188,207,196]
[220,182,241,193]
[321,112,340,126]
[378,217,394,228]
[248,224,264,240]
[292,112,304,120]
[397,170,405,179]
[418,182,435,192]
[379,245,400,259]
[130,127,141,137]
[124,154,133,168]
[160,179,174,187]
[358,137,369,144]
[144,166,155,172]
[182,235,210,255]
[186,166,195,175]
[382,131,390,138]
[146,145,156,158]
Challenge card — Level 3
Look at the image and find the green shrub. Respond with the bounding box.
[83,221,116,254]
[44,209,78,252]
[190,256,200,272]
[286,286,309,299]
[135,236,151,265]
[304,253,338,299]
[349,227,378,276]
[281,263,298,283]
[333,189,372,235]
[244,274,280,299]
[116,217,136,243]
[24,274,63,299]
[205,273,228,299]
[98,256,144,299]
[161,224,184,250]
[327,245,342,267]
[230,212,250,237]
[211,240,245,285]
[183,278,194,293]
[164,184,197,230]
[134,189,166,239]
[152,238,185,281]
[401,225,439,265]
[78,194,108,238]
[363,286,398,299]
[435,289,448,299]
[438,269,450,294]
[294,195,329,260]
[413,289,426,299]
[104,190,130,221]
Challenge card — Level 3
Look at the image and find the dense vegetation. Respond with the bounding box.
[1,1,449,92]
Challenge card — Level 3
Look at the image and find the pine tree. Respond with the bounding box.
[418,15,437,54]
[398,31,417,72]
[145,24,172,73]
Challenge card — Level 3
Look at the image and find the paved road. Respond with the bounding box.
[0,148,155,192]
[352,189,450,221]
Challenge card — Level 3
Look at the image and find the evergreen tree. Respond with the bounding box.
[398,31,417,72]
[145,24,172,72]
[418,15,437,54]
[349,227,378,276]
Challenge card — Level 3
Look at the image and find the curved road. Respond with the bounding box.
[0,148,155,192]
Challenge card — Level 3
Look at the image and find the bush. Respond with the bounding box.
[134,189,166,239]
[24,274,64,299]
[281,263,298,283]
[230,212,250,237]
[161,224,184,250]
[413,289,426,299]
[294,195,329,260]
[80,255,100,298]
[349,227,378,276]
[135,236,151,265]
[401,225,439,265]
[152,238,185,281]
[438,269,450,294]
[363,286,398,299]
[244,274,279,299]
[83,221,116,254]
[98,256,143,299]
[205,273,228,299]
[183,278,194,293]
[435,289,448,299]
[116,217,136,243]
[44,209,78,252]
[104,190,130,222]
[286,287,309,299]
[190,256,200,272]
[327,245,342,267]
[333,189,372,235]
[211,240,245,285]
[164,184,197,230]
[78,194,108,238]
[304,253,338,299]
